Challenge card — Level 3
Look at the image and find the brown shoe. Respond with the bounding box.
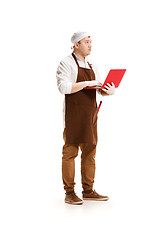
[65,192,83,205]
[82,190,109,201]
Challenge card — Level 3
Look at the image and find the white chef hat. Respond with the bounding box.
[71,31,90,45]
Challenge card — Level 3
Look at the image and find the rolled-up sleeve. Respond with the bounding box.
[56,61,72,94]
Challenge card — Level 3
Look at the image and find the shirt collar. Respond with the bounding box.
[73,52,88,64]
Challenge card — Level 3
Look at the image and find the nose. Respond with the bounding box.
[88,43,92,49]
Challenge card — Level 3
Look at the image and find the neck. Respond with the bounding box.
[74,51,85,62]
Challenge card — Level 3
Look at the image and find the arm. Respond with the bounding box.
[56,61,73,94]
[56,59,102,94]
[71,82,86,93]
[71,80,102,94]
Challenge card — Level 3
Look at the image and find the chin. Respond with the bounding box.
[86,51,91,56]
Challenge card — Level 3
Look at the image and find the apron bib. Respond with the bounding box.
[65,53,98,145]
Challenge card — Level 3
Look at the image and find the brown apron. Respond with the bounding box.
[65,53,98,145]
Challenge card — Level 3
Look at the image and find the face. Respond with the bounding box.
[75,36,92,57]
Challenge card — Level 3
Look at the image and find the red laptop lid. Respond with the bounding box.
[103,69,126,88]
[84,69,126,89]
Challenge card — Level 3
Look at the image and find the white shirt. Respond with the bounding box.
[56,52,102,127]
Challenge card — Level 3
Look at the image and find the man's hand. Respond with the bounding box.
[100,82,115,96]
[85,80,102,87]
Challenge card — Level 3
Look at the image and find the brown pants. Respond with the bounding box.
[62,128,96,193]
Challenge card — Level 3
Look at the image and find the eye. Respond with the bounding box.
[85,41,92,44]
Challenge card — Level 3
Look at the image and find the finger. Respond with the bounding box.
[103,88,108,92]
[105,90,109,94]
[107,83,111,87]
[104,85,109,90]
[100,87,107,92]
[111,82,115,87]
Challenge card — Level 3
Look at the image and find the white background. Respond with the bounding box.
[0,0,160,239]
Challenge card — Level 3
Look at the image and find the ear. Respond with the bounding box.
[74,42,79,49]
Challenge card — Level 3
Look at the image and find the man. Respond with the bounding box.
[56,32,115,205]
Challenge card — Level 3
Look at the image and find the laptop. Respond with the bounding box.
[85,69,126,89]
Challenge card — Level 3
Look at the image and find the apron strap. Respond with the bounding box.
[72,53,79,66]
[87,62,92,69]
